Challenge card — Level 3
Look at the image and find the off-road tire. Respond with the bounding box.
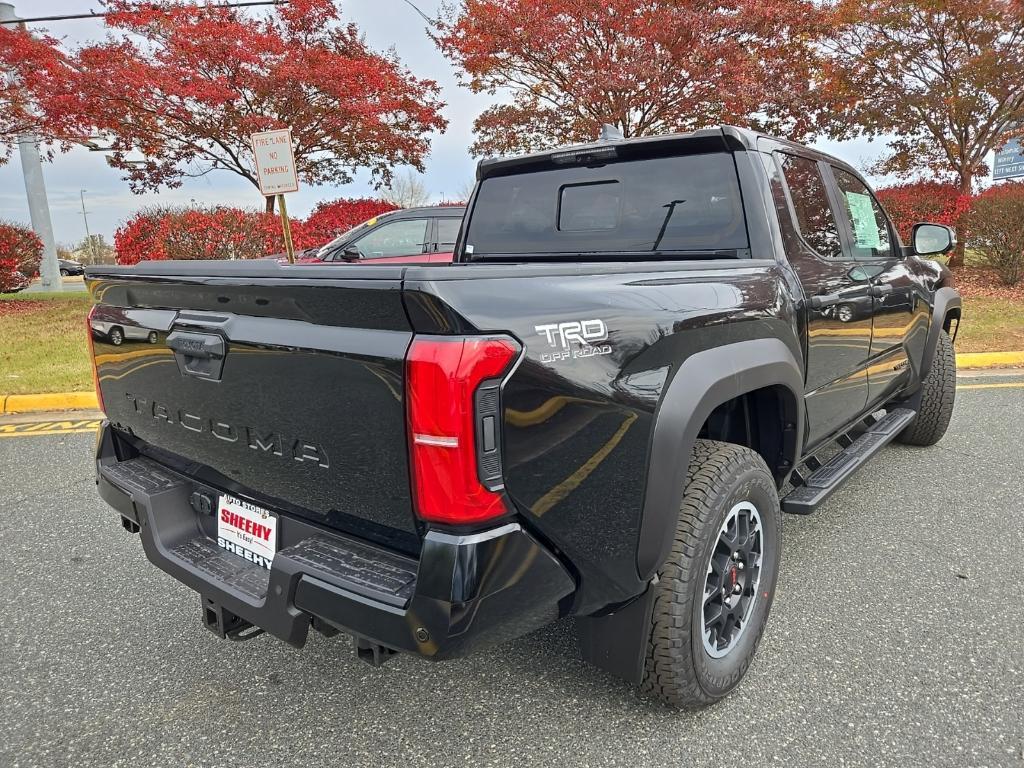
[641,439,782,708]
[898,329,955,446]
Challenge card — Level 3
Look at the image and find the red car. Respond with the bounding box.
[294,206,465,265]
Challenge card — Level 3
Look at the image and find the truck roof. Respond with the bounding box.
[476,125,853,180]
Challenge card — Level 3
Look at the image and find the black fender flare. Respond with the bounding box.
[919,287,962,379]
[636,338,805,580]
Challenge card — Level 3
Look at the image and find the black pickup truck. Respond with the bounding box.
[86,126,961,708]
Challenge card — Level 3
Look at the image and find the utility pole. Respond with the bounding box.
[0,2,61,291]
[80,189,99,263]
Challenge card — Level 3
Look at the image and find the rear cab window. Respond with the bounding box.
[777,154,844,260]
[463,152,749,260]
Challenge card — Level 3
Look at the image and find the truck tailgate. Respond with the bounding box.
[87,263,418,551]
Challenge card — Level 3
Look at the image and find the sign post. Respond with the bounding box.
[277,193,295,262]
[250,128,300,263]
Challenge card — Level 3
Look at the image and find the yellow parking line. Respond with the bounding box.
[0,428,99,438]
[0,420,102,439]
[958,381,1024,391]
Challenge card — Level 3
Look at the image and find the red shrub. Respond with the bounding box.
[965,182,1024,286]
[115,199,397,264]
[0,220,43,293]
[115,205,291,265]
[301,198,397,248]
[113,207,168,264]
[875,181,971,242]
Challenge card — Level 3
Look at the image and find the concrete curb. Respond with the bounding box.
[2,351,1022,415]
[1,392,99,414]
[954,351,1024,369]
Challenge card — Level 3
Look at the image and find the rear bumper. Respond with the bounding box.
[95,423,574,659]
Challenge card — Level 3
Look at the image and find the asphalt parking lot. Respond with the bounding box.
[2,373,1022,768]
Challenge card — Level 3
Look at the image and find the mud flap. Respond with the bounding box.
[576,577,658,685]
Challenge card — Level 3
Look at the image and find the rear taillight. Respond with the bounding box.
[86,306,105,414]
[406,336,520,525]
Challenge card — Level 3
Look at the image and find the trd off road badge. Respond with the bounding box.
[534,319,612,363]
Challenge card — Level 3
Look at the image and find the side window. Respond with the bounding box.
[352,219,429,259]
[778,154,843,259]
[436,218,461,251]
[831,167,894,260]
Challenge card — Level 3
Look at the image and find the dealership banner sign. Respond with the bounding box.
[993,136,1024,180]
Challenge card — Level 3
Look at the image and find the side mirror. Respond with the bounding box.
[340,246,362,262]
[912,223,956,256]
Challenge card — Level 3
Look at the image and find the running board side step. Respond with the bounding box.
[782,408,916,515]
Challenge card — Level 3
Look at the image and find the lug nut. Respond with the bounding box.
[414,627,430,643]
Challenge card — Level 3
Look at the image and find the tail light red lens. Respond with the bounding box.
[85,305,105,414]
[406,336,519,525]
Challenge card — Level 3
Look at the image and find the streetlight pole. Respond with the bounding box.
[80,189,99,263]
[0,2,61,292]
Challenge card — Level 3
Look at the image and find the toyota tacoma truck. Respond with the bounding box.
[86,126,961,708]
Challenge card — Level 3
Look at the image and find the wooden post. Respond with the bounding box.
[277,193,295,264]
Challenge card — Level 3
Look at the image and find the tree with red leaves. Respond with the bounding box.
[820,0,1024,266]
[436,0,824,156]
[0,25,82,165]
[3,0,446,212]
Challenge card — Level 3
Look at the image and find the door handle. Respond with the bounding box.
[807,293,846,309]
[167,331,225,359]
[166,330,227,380]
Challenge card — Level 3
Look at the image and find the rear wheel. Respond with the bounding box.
[898,329,955,446]
[60,269,70,277]
[642,439,781,708]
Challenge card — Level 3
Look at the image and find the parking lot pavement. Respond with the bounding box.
[1,375,1022,768]
[23,276,87,293]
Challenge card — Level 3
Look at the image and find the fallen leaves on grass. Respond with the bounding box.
[952,267,1024,301]
[0,299,45,317]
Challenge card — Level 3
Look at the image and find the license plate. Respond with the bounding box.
[217,494,277,570]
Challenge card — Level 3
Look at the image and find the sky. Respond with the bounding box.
[0,0,895,245]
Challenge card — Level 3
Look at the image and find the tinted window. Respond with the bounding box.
[465,153,748,256]
[559,182,621,230]
[779,154,842,259]
[831,167,894,260]
[352,219,428,259]
[436,217,461,250]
